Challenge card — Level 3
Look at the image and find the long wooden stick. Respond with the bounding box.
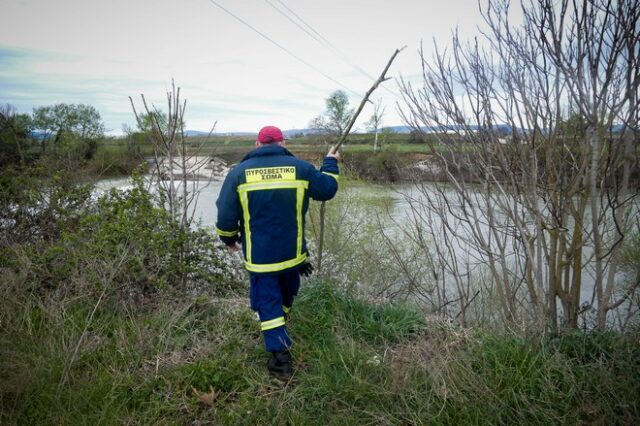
[317,47,405,272]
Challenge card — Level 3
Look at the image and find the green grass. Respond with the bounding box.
[1,281,638,425]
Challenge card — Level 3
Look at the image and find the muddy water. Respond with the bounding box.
[96,176,637,321]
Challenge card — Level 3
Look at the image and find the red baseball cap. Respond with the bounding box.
[257,125,284,144]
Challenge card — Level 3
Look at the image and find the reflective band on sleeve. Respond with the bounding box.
[322,172,339,181]
[215,227,239,237]
[261,316,286,331]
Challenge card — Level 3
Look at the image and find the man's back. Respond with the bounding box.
[216,144,338,274]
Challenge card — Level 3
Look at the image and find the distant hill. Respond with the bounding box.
[182,124,521,137]
[183,130,256,137]
[183,125,528,137]
[184,129,325,138]
[381,126,412,133]
[182,130,212,137]
[382,124,519,134]
[282,128,326,138]
[182,122,630,138]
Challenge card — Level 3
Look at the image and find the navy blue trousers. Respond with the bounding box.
[249,269,300,352]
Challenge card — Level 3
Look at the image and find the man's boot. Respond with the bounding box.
[267,350,292,380]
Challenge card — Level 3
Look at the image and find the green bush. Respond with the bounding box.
[2,169,239,299]
[88,145,144,176]
[0,166,94,248]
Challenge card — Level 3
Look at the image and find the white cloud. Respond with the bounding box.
[0,0,498,134]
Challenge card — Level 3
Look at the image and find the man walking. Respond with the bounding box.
[215,125,340,379]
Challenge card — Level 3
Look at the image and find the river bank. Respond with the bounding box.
[2,279,638,424]
[210,148,438,183]
[2,163,639,424]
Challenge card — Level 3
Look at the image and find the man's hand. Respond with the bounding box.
[326,146,340,162]
[298,262,314,277]
[227,242,241,254]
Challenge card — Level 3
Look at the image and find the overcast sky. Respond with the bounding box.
[0,0,491,134]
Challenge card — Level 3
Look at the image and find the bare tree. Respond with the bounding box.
[533,0,640,329]
[365,99,386,153]
[397,0,639,331]
[130,80,217,287]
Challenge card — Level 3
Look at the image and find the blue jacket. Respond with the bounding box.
[215,145,339,274]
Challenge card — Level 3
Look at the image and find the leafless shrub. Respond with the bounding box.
[397,0,639,331]
[130,80,220,288]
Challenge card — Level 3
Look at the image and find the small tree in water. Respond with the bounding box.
[310,90,354,139]
[365,99,385,153]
